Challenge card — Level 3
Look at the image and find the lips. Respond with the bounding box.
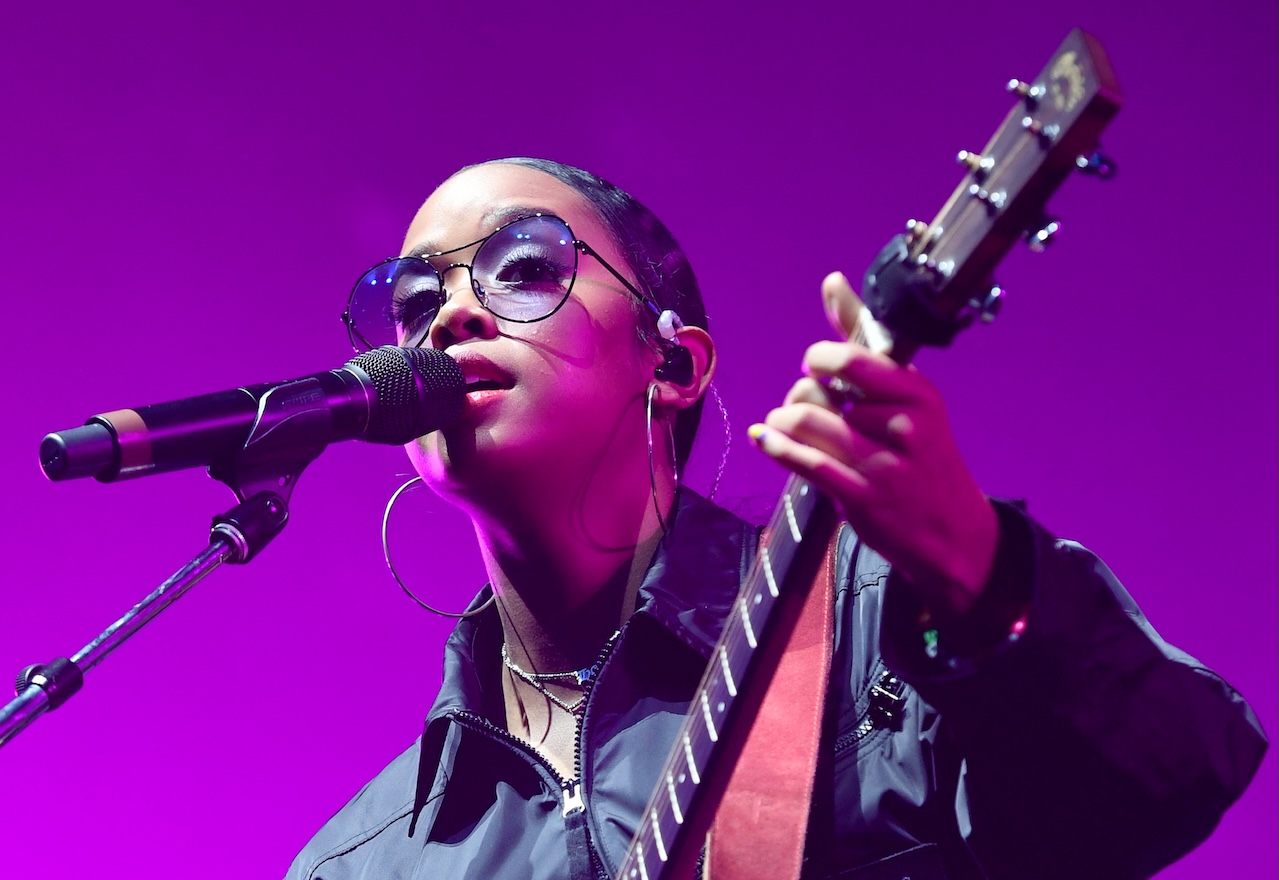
[450,352,515,396]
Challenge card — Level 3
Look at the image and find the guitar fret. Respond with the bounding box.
[651,809,668,861]
[738,597,758,648]
[636,842,649,880]
[718,644,737,697]
[761,547,779,598]
[666,773,684,824]
[783,492,803,542]
[682,733,701,784]
[700,691,719,742]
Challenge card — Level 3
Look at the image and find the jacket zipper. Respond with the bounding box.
[452,709,595,832]
[452,709,574,793]
[833,669,906,754]
[572,629,623,880]
[570,628,622,807]
[453,628,623,878]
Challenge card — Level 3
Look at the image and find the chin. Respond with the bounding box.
[410,428,528,500]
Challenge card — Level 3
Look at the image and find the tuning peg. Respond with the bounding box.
[957,150,995,179]
[978,285,1006,323]
[1027,219,1061,252]
[1021,116,1061,144]
[967,184,1006,211]
[1075,151,1117,179]
[904,218,929,242]
[1007,79,1046,104]
[913,253,955,280]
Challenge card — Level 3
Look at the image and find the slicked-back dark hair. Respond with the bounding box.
[479,157,708,468]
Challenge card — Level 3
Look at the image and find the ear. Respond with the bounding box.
[650,325,715,413]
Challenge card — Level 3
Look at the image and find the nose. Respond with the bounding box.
[427,264,497,349]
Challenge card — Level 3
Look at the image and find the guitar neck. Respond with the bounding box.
[616,28,1120,879]
[614,315,892,880]
[614,472,838,880]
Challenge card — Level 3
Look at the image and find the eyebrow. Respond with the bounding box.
[405,204,560,258]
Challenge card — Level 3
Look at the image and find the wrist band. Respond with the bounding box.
[920,607,1029,667]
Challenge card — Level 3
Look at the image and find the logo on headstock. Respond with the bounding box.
[1049,51,1086,112]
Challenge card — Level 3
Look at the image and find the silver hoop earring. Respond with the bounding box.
[646,383,679,534]
[382,476,496,618]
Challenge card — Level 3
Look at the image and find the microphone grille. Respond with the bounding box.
[348,346,465,443]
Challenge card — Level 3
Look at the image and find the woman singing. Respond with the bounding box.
[288,158,1264,879]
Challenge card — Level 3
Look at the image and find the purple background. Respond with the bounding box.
[2,2,1274,876]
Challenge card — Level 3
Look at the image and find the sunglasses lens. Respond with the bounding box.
[347,258,443,350]
[472,216,578,321]
[343,216,579,351]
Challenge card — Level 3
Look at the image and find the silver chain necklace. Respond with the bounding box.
[500,631,621,719]
[501,645,587,716]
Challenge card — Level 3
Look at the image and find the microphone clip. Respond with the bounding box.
[206,376,336,507]
[204,378,338,563]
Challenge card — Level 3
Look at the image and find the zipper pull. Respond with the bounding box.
[868,671,906,730]
[562,777,585,816]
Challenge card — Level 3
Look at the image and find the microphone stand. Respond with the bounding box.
[0,381,338,749]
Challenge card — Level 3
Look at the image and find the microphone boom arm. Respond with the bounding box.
[1,382,335,749]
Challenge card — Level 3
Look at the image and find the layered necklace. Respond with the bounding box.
[501,631,620,719]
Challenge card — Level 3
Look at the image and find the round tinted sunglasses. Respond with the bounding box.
[342,213,660,352]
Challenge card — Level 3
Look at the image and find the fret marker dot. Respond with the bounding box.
[754,593,762,605]
[679,772,686,783]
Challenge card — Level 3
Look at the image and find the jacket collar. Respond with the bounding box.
[409,489,755,835]
[630,489,756,659]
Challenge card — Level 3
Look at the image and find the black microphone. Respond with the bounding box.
[40,346,464,482]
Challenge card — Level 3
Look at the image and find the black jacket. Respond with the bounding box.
[288,491,1265,879]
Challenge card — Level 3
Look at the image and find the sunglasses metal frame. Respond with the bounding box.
[341,213,660,352]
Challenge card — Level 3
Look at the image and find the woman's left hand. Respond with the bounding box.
[749,272,998,617]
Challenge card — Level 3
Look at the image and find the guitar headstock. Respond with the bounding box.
[862,28,1122,361]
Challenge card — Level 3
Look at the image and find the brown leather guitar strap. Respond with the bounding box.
[706,529,838,879]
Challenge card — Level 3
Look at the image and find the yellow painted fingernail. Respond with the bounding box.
[747,423,768,444]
